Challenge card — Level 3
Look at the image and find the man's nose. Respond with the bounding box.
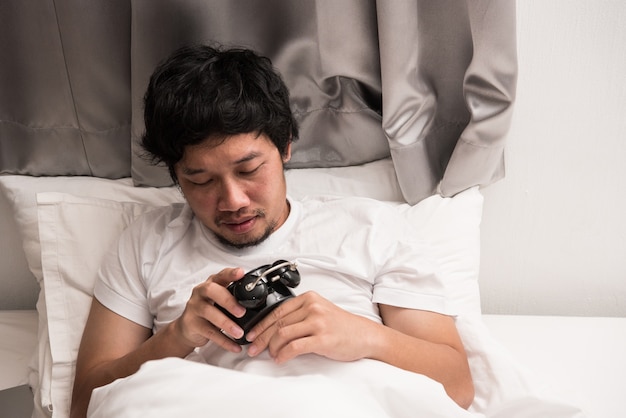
[217,179,250,212]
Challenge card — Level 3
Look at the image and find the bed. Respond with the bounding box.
[0,164,616,418]
[1,1,625,417]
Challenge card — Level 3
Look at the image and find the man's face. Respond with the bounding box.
[175,133,291,249]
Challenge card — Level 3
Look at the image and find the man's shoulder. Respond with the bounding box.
[298,194,396,210]
[296,194,400,224]
[125,202,190,235]
[135,201,186,220]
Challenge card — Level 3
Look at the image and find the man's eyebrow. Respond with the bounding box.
[234,151,262,165]
[180,166,205,176]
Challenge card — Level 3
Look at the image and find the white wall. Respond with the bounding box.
[479,0,626,317]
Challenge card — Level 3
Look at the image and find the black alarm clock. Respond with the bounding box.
[216,260,300,344]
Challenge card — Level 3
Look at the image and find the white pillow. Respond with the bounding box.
[0,176,183,284]
[37,193,169,417]
[285,158,404,202]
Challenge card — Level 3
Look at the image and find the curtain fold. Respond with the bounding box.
[129,0,390,187]
[376,0,517,203]
[440,0,518,198]
[0,0,517,204]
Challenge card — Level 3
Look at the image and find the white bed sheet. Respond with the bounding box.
[483,314,626,418]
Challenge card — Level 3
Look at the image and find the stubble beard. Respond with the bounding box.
[214,210,278,249]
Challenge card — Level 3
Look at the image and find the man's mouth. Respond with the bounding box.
[220,216,257,234]
[213,209,274,249]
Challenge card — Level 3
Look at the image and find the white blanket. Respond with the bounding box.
[88,351,586,418]
[88,356,476,418]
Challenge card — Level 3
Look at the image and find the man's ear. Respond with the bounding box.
[282,141,292,163]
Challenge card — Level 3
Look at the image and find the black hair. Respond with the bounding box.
[140,44,299,182]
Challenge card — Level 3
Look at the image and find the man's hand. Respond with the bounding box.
[71,267,248,418]
[245,291,377,362]
[244,292,475,409]
[173,267,247,353]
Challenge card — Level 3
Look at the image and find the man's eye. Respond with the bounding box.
[190,179,212,186]
[239,165,261,176]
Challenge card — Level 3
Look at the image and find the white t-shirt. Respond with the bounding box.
[94,195,452,336]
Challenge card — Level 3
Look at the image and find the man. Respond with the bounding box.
[70,45,474,418]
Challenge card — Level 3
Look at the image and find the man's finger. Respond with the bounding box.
[209,267,244,286]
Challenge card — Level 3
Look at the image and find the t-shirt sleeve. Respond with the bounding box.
[370,207,456,316]
[93,209,169,330]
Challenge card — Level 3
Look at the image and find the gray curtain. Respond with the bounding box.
[0,0,517,204]
[0,0,131,178]
[377,1,517,201]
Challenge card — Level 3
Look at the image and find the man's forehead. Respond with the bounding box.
[178,134,275,172]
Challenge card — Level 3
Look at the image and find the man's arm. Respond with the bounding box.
[70,299,185,418]
[246,292,474,409]
[376,304,475,409]
[70,268,248,418]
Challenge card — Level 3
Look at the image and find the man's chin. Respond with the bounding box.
[214,228,273,250]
